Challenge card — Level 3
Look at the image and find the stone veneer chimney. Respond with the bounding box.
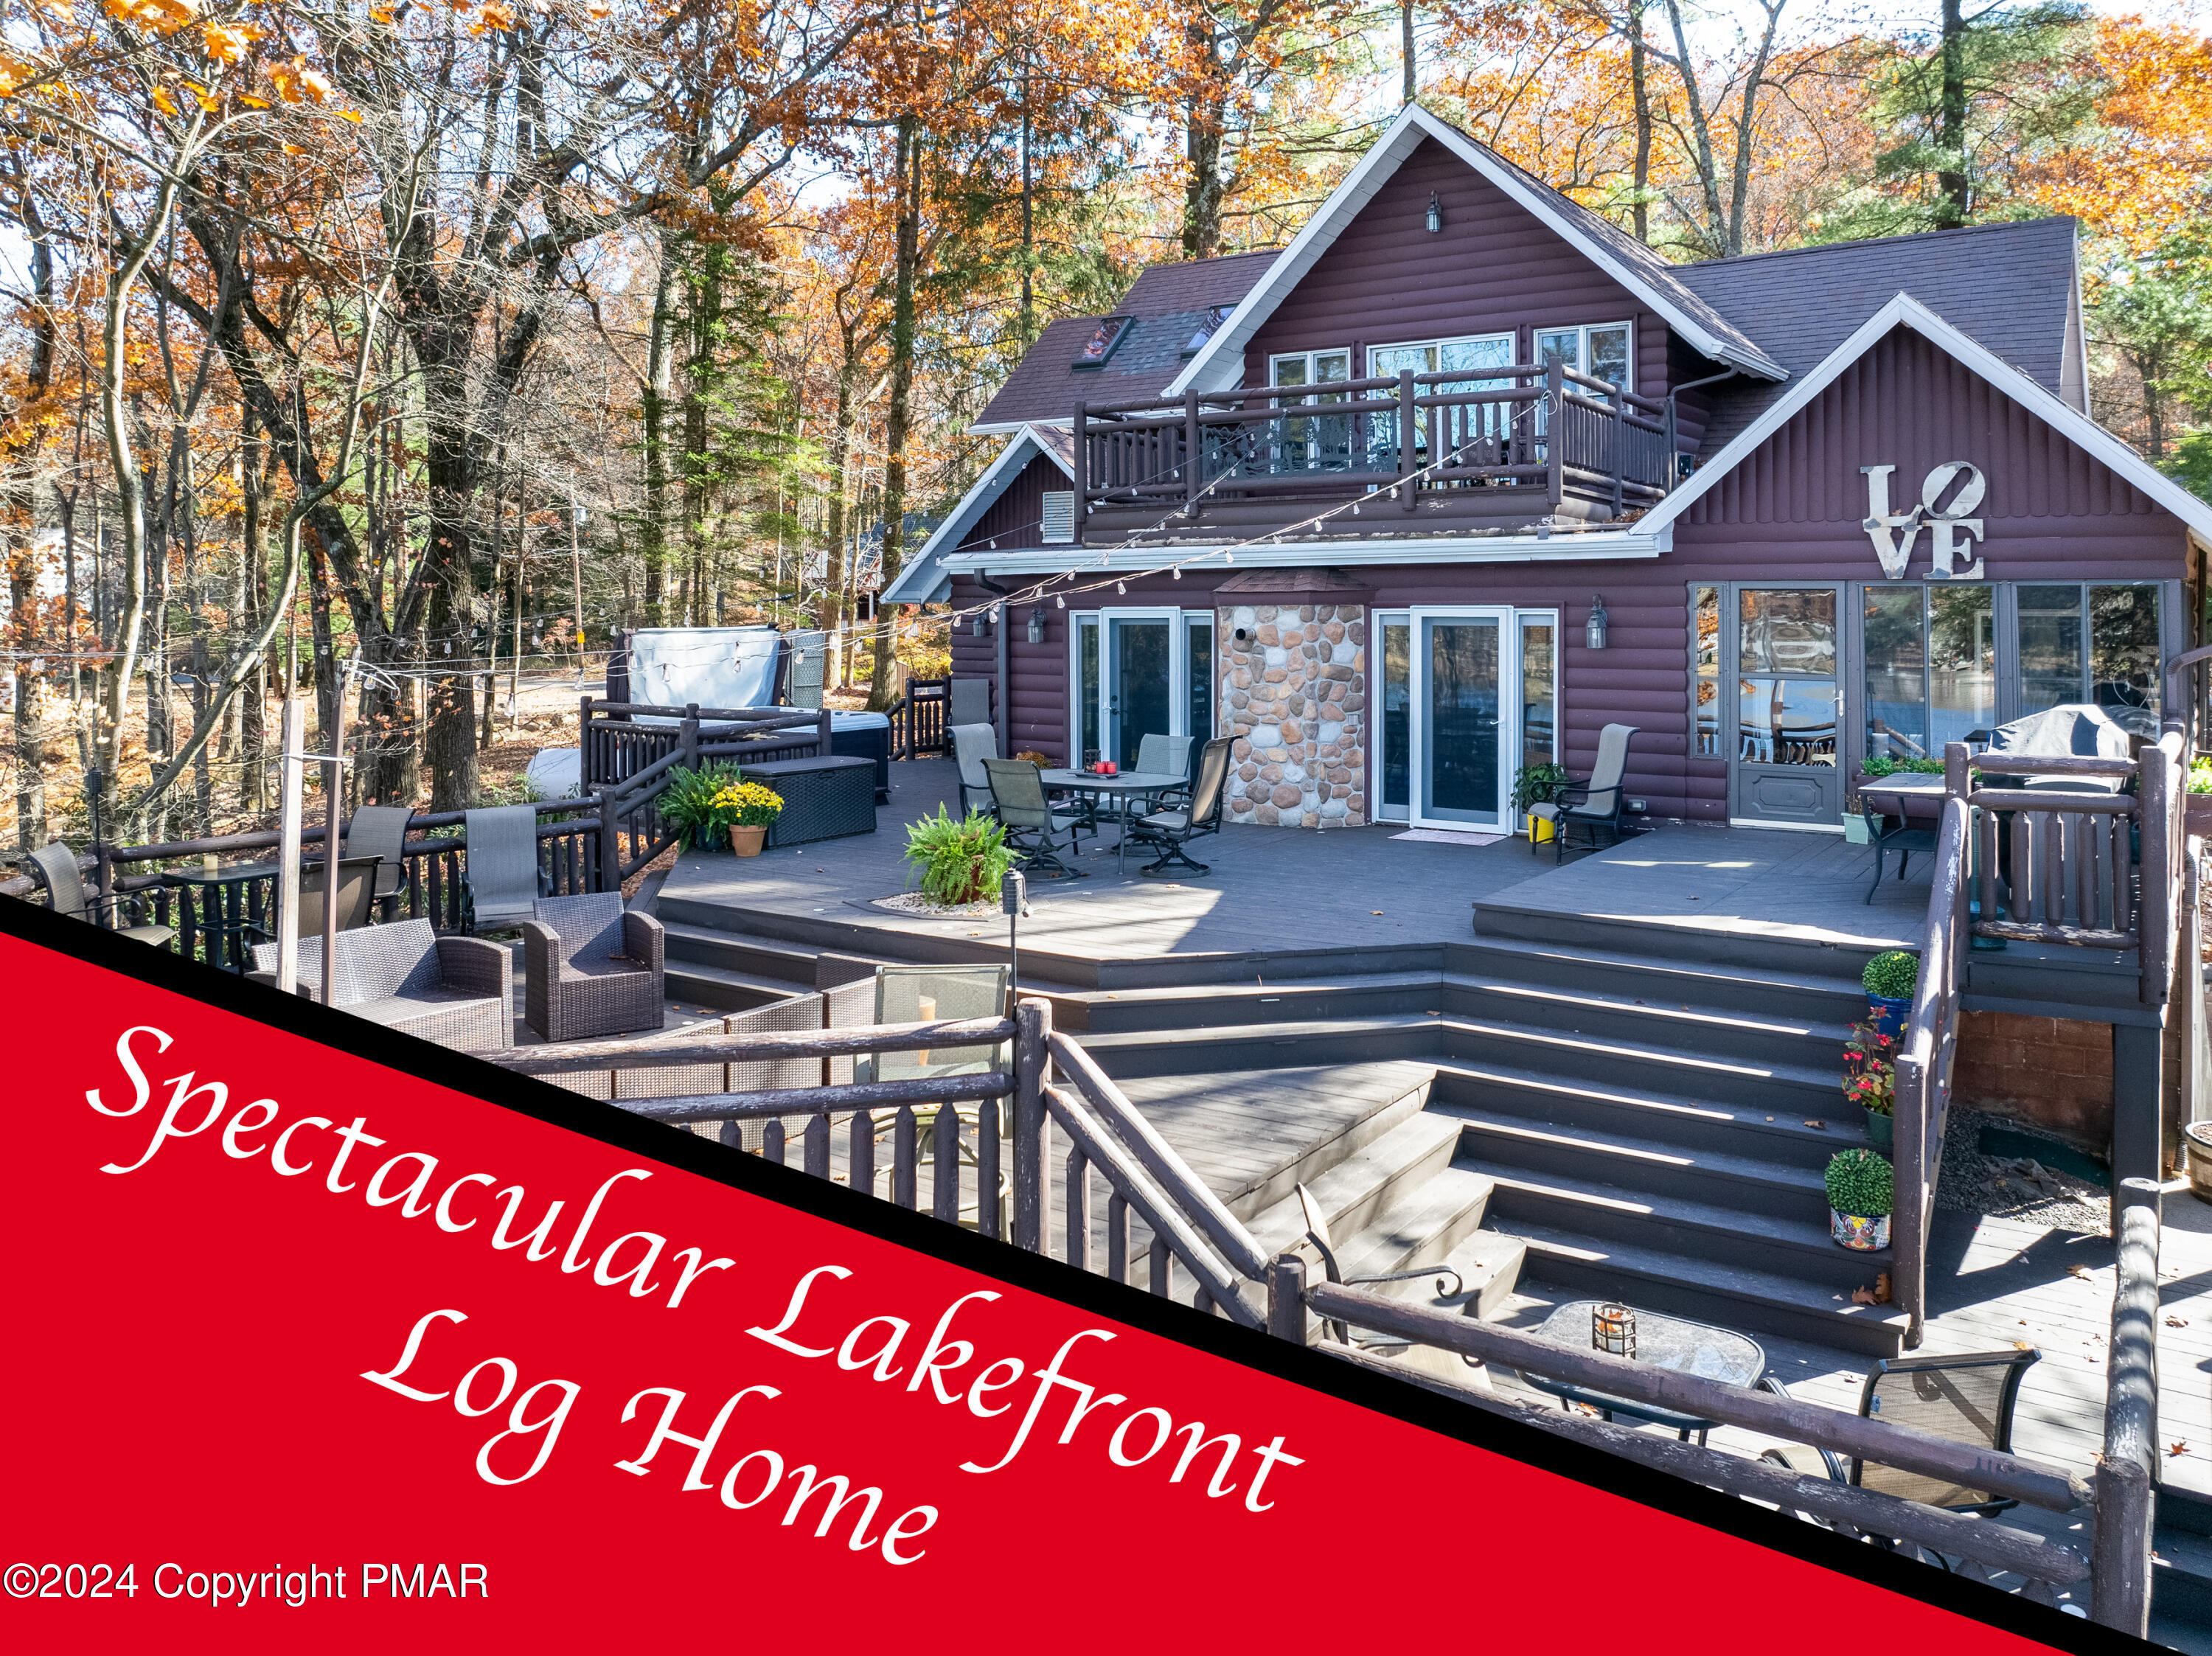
[1217,594,1368,828]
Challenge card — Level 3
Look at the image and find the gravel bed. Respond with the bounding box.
[866,891,1001,919]
[1933,1105,2110,1235]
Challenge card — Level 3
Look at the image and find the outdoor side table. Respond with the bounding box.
[1514,1298,1766,1444]
[162,860,283,974]
[1037,770,1188,872]
[742,756,879,847]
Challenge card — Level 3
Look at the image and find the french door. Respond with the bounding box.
[1375,607,1552,829]
[1725,584,1844,827]
[1073,608,1198,771]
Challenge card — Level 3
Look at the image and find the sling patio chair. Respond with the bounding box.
[1126,737,1233,878]
[288,855,383,941]
[521,891,667,1043]
[1552,722,1640,863]
[29,841,175,950]
[1756,1347,2042,1531]
[1134,732,1194,811]
[984,757,1086,878]
[251,916,512,1052]
[344,804,415,915]
[461,804,549,932]
[950,723,1001,818]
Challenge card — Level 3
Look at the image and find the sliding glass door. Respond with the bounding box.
[1375,607,1551,831]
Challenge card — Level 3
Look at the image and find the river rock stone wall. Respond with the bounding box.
[1217,603,1367,828]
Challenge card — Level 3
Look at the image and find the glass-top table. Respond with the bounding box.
[1037,770,1189,872]
[1514,1298,1767,1444]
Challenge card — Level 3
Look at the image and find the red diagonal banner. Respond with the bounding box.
[0,908,2114,1652]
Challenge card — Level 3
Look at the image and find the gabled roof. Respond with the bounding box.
[879,425,1075,605]
[971,250,1278,433]
[1164,104,1786,399]
[1635,291,2212,544]
[1673,218,2084,456]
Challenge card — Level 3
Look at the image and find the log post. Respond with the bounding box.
[2090,1182,2161,1635]
[1267,1253,1310,1344]
[1071,402,1088,543]
[1012,996,1051,1251]
[1397,369,1417,512]
[1183,389,1202,518]
[594,786,620,893]
[679,703,700,773]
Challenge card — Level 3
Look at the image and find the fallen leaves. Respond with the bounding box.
[2067,1264,2094,1280]
[1851,1273,1893,1306]
[2168,1315,2191,1328]
[1804,1119,1826,1130]
[2173,1442,2191,1458]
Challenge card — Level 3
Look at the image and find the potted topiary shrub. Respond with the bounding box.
[712,781,785,857]
[1862,950,1919,1036]
[659,760,742,851]
[1511,761,1572,844]
[903,807,1014,907]
[1826,1148,1893,1250]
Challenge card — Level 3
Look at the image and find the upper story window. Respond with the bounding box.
[1368,333,1514,390]
[1269,349,1349,391]
[1537,322,1632,396]
[1268,350,1352,470]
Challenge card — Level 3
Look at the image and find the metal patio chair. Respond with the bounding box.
[1295,1182,1464,1348]
[1135,732,1194,810]
[290,855,383,941]
[522,891,666,1043]
[1858,799,1938,904]
[984,757,1086,878]
[344,805,415,914]
[461,804,549,932]
[1553,722,1639,863]
[855,965,1013,1225]
[1756,1348,2042,1528]
[29,841,175,950]
[950,723,1000,817]
[1127,737,1232,878]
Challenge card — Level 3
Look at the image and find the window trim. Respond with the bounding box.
[1534,319,1635,396]
[1364,331,1516,382]
[1267,348,1352,387]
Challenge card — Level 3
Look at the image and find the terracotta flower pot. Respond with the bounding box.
[728,824,768,857]
[1831,1208,1891,1251]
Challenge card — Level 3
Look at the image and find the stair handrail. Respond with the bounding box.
[1046,1028,1272,1281]
[2090,1179,2163,1635]
[1039,1079,1263,1329]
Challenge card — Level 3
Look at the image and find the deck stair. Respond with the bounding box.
[650,891,1908,1356]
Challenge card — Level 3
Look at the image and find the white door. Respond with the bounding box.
[1408,607,1517,829]
[1077,608,1186,771]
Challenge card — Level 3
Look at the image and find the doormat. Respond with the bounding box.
[1390,828,1506,847]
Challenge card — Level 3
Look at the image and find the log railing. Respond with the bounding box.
[2090,1179,2163,1636]
[888,677,950,759]
[580,697,829,791]
[1891,784,1968,1351]
[1074,359,1674,535]
[1268,1261,2093,1605]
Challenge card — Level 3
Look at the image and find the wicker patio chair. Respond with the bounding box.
[250,917,512,1052]
[1553,722,1639,863]
[462,804,549,932]
[1126,737,1232,878]
[950,723,999,816]
[984,757,1086,877]
[29,841,175,950]
[344,805,414,912]
[521,891,667,1043]
[1756,1348,2042,1523]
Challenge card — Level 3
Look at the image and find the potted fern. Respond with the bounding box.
[1826,1148,1893,1251]
[659,760,742,851]
[712,781,785,857]
[903,807,1013,908]
[1862,950,1918,1037]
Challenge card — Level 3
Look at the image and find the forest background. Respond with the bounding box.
[3,0,2210,852]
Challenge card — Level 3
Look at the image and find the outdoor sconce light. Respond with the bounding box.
[972,611,988,639]
[1027,608,1047,644]
[1425,191,1443,233]
[1585,594,1609,651]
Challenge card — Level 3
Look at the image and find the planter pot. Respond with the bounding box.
[1864,1109,1893,1152]
[1831,1208,1891,1251]
[1865,992,1912,1037]
[1842,813,1871,845]
[2185,1121,2212,1208]
[728,824,768,858]
[686,824,725,852]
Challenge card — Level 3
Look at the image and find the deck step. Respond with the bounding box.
[664,958,812,1013]
[660,919,824,985]
[1248,1112,1465,1256]
[2153,1525,2212,1632]
[1079,1015,1444,1079]
[1472,899,1897,981]
[1438,1017,1840,1112]
[1447,933,1869,1023]
[1332,1173,1526,1324]
[1437,974,1848,1067]
[1427,1060,1864,1172]
[1439,1105,1851,1224]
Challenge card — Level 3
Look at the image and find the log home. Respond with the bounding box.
[884,103,2211,836]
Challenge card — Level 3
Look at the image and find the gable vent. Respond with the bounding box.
[1040,490,1075,544]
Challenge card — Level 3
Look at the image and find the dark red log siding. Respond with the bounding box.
[958,454,1065,552]
[950,575,1072,764]
[1240,136,1697,410]
[964,326,2191,823]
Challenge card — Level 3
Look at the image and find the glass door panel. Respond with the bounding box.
[1183,615,1214,748]
[1378,615,1410,821]
[1418,613,1506,827]
[1731,586,1840,826]
[1107,615,1173,772]
[2017,584,2084,716]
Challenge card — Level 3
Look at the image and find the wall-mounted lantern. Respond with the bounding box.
[1026,608,1047,645]
[1425,191,1443,234]
[1585,594,1609,652]
[971,610,989,639]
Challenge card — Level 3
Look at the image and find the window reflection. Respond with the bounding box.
[1863,585,1994,761]
[1520,619,1555,770]
[1739,678,1839,767]
[1694,586,1720,757]
[1739,589,1836,676]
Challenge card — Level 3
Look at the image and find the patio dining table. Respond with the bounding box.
[162,859,284,974]
[1513,1298,1766,1444]
[1037,769,1189,872]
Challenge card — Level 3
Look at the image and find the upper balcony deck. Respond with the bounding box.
[1074,359,1678,547]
